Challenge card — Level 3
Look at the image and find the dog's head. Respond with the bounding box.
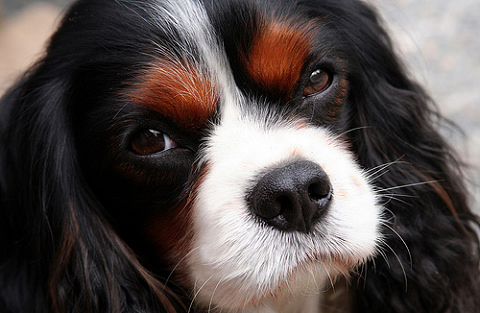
[72,0,382,307]
[2,0,478,312]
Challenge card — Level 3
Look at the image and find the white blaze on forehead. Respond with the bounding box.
[138,0,238,106]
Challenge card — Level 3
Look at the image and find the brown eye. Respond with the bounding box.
[130,129,177,155]
[303,69,332,97]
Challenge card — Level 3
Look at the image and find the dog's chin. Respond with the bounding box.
[185,237,373,311]
[190,260,333,310]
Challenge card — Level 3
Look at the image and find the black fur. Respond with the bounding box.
[1,0,479,312]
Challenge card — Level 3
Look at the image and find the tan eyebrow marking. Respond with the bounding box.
[132,60,218,129]
[245,19,314,97]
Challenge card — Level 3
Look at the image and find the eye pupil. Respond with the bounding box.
[130,129,167,155]
[303,69,331,97]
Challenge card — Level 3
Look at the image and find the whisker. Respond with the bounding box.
[381,241,409,293]
[382,223,412,267]
[365,158,409,181]
[165,246,200,286]
[375,217,412,294]
[188,275,214,313]
[368,168,391,182]
[381,180,439,192]
[379,193,418,199]
[379,194,412,206]
[331,126,371,141]
[208,278,224,313]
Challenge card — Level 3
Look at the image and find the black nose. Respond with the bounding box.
[247,160,332,233]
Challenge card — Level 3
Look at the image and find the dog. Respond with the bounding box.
[1,0,479,312]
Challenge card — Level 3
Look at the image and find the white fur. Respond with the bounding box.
[143,0,238,102]
[187,103,383,312]
[138,1,383,311]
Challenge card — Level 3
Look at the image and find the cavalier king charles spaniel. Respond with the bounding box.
[0,0,479,312]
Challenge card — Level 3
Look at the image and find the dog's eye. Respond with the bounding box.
[303,69,332,97]
[130,129,178,155]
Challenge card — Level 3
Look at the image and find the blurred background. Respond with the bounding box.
[0,0,478,212]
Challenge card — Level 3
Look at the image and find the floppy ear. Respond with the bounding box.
[0,62,180,312]
[341,4,480,312]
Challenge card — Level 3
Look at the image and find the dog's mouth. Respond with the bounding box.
[183,227,372,310]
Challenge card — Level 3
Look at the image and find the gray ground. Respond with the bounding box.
[0,0,479,212]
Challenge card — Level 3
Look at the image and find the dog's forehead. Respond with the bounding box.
[130,0,315,129]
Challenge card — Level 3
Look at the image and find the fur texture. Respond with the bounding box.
[0,0,479,312]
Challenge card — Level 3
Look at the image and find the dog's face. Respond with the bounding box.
[3,0,479,312]
[72,0,382,309]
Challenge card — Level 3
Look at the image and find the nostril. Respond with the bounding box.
[308,181,332,201]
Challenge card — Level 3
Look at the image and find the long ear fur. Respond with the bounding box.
[340,3,480,313]
[0,61,180,313]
